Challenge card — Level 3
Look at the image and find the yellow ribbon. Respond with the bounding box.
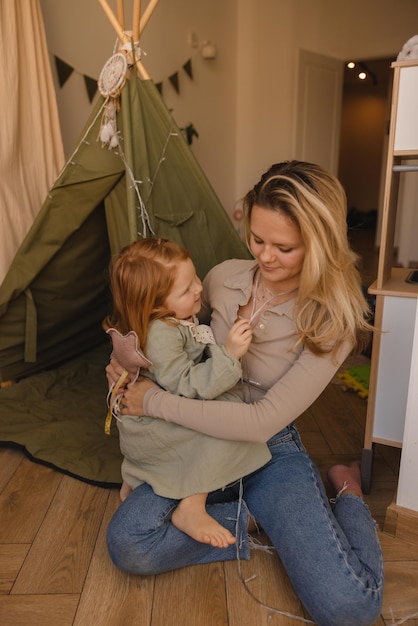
[104,368,129,435]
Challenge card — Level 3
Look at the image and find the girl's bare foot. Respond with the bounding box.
[171,494,236,548]
[120,481,132,502]
[327,461,363,498]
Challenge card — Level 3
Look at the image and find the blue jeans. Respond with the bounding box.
[107,425,383,626]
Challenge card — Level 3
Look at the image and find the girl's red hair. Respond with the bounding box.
[107,238,190,349]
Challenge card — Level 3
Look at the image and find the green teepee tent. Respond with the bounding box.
[0,72,250,383]
[0,1,249,484]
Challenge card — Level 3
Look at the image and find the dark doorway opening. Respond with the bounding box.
[338,56,393,231]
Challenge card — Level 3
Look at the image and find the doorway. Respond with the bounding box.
[338,57,393,229]
[296,52,393,241]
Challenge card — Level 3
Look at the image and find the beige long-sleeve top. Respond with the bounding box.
[143,259,352,443]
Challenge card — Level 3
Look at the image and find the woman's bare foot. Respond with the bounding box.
[327,461,363,498]
[171,494,236,548]
[120,481,132,502]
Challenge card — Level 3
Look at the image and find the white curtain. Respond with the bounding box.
[0,0,64,283]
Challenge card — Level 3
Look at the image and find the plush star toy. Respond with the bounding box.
[104,328,152,435]
[106,328,152,381]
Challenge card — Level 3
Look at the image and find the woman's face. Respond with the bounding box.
[164,257,203,320]
[249,205,306,290]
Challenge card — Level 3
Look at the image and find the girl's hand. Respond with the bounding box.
[105,357,130,389]
[225,318,253,359]
[118,376,158,415]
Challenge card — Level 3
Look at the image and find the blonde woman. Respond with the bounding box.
[106,162,382,626]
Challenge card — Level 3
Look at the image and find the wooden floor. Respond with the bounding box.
[1,228,418,626]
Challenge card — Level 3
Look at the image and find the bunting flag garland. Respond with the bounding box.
[54,56,74,87]
[84,75,98,103]
[54,54,195,101]
[168,72,179,93]
[182,59,193,80]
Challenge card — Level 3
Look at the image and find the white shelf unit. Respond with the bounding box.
[361,60,418,512]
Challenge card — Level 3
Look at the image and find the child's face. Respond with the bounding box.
[164,258,203,320]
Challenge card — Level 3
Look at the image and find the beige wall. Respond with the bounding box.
[235,0,418,205]
[40,0,418,219]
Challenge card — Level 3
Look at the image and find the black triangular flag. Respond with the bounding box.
[84,75,98,103]
[168,72,180,93]
[182,59,193,80]
[155,82,163,94]
[54,56,74,88]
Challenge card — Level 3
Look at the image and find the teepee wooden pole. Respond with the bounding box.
[139,0,159,32]
[97,0,126,42]
[97,0,154,80]
[133,0,141,41]
[117,0,125,31]
[135,59,150,79]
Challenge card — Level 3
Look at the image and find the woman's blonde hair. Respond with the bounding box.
[107,238,190,349]
[243,161,372,355]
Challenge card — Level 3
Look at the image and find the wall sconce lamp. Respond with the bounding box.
[188,32,217,60]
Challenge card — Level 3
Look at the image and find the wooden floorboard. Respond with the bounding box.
[0,544,30,594]
[0,458,62,543]
[12,476,109,595]
[224,536,310,626]
[0,594,79,626]
[152,563,228,626]
[73,489,156,626]
[0,447,24,491]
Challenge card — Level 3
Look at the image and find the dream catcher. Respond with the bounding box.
[97,0,156,148]
[98,52,128,148]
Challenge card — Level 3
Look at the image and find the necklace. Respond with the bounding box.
[249,271,298,324]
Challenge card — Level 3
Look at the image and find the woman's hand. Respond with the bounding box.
[106,357,158,414]
[119,376,158,415]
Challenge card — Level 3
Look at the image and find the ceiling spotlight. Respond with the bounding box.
[345,60,378,85]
